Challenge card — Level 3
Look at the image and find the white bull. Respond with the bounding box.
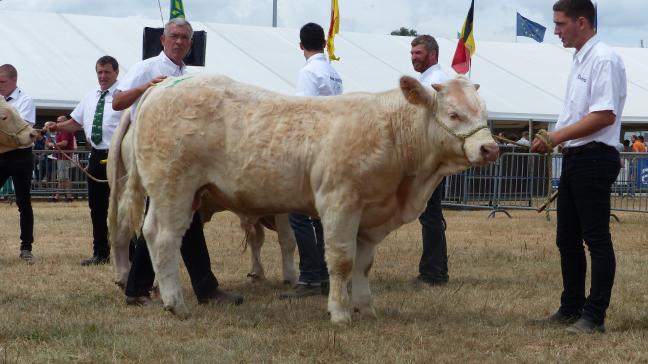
[0,98,37,152]
[116,74,498,324]
[106,112,298,291]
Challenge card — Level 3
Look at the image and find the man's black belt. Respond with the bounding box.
[562,141,613,156]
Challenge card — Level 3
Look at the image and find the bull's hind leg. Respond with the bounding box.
[352,228,389,319]
[319,197,362,325]
[275,214,297,285]
[352,242,377,318]
[244,220,266,282]
[111,210,134,290]
[143,200,193,318]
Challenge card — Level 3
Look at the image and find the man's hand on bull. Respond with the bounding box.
[149,76,167,87]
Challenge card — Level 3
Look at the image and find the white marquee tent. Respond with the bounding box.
[2,10,648,128]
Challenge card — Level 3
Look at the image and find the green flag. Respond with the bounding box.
[170,0,186,19]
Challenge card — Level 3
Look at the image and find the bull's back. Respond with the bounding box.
[134,74,405,214]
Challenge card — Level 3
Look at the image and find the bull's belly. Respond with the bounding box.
[202,182,317,217]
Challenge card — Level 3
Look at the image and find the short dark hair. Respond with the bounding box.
[640,136,645,142]
[0,64,18,79]
[411,35,439,56]
[300,22,326,51]
[553,0,596,27]
[96,56,119,72]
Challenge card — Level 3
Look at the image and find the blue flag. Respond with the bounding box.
[516,12,546,43]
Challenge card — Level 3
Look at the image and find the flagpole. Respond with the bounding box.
[467,47,472,79]
[272,0,277,27]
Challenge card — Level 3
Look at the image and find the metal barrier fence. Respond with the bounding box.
[2,150,648,214]
[1,150,91,201]
[442,151,648,215]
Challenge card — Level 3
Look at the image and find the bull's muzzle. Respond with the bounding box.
[480,143,499,162]
[29,128,40,141]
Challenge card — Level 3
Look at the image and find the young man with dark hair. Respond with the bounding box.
[280,22,342,299]
[44,55,122,265]
[531,0,627,335]
[0,63,36,261]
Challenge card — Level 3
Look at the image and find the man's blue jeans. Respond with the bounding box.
[289,213,328,285]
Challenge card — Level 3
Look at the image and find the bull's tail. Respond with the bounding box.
[107,110,131,243]
[120,86,158,234]
[107,108,147,288]
[120,123,146,237]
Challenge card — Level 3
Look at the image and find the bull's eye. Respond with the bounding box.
[448,112,459,121]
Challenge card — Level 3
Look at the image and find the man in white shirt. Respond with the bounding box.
[410,35,451,286]
[280,22,343,299]
[531,0,626,335]
[113,18,242,306]
[44,56,122,266]
[0,64,36,261]
[517,131,531,146]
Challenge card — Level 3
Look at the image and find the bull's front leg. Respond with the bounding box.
[143,201,190,318]
[319,198,362,325]
[274,214,297,285]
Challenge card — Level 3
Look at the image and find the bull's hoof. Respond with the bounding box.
[151,285,160,300]
[355,305,377,319]
[114,280,126,291]
[164,304,189,319]
[247,272,265,282]
[330,310,352,326]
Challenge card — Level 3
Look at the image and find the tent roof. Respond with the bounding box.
[2,10,648,124]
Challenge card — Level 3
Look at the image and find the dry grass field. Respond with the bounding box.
[1,201,647,363]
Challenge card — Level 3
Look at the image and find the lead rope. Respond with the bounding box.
[41,131,108,183]
[492,130,557,214]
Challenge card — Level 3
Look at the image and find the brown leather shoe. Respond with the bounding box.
[279,284,324,299]
[199,288,244,305]
[125,295,153,306]
[566,317,605,335]
[80,255,109,266]
[415,275,449,287]
[531,311,580,326]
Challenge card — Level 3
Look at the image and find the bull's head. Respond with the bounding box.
[399,75,498,166]
[0,97,37,153]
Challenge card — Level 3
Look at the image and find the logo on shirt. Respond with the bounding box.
[577,74,588,83]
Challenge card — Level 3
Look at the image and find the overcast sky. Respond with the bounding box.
[1,0,647,48]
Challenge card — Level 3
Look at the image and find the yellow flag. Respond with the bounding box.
[326,0,340,61]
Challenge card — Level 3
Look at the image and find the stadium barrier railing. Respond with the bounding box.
[1,150,647,215]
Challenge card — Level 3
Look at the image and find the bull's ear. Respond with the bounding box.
[474,84,480,91]
[432,84,445,93]
[400,76,434,108]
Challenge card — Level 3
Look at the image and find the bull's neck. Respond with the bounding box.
[384,97,436,176]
